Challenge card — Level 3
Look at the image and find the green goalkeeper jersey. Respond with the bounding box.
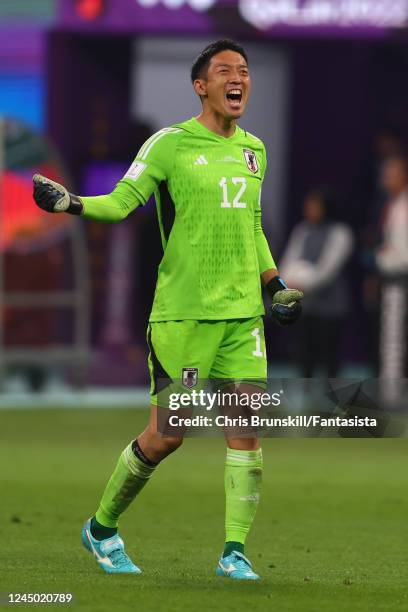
[82,117,276,322]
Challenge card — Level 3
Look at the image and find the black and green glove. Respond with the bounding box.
[266,276,303,326]
[32,174,83,215]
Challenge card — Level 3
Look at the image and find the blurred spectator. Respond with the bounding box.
[359,131,406,374]
[360,129,405,261]
[376,156,408,385]
[376,156,408,276]
[279,188,354,377]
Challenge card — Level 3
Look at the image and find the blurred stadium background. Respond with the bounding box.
[1,0,408,404]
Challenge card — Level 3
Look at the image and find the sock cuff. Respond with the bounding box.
[226,447,263,468]
[122,443,157,479]
[131,438,157,467]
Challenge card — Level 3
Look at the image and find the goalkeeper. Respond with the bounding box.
[33,39,302,581]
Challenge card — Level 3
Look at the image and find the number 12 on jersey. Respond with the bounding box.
[219,177,247,208]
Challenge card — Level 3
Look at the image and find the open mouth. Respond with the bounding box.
[226,89,243,109]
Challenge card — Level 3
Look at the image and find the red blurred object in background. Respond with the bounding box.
[0,166,71,252]
[75,0,105,21]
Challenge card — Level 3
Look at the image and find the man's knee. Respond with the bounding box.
[160,435,184,454]
[140,429,184,459]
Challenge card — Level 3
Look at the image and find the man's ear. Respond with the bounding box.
[193,79,207,98]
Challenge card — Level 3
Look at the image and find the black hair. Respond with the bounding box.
[190,39,248,82]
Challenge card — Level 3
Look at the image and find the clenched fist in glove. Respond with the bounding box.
[32,174,84,215]
[266,276,303,326]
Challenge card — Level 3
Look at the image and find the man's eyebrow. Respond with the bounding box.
[215,63,248,69]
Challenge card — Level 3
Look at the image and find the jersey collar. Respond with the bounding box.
[191,117,242,142]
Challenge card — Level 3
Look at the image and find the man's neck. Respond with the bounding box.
[196,111,237,138]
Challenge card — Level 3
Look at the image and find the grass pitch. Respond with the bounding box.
[1,408,407,612]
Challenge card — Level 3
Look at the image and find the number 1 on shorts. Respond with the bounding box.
[251,327,265,358]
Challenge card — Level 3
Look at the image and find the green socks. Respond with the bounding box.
[223,447,263,557]
[90,441,262,556]
[93,442,157,533]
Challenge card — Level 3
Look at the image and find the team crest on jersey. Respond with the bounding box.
[243,149,258,173]
[182,367,198,388]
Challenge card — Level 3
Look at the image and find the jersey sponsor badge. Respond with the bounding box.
[243,149,259,173]
[194,155,208,165]
[124,161,147,181]
[182,367,198,388]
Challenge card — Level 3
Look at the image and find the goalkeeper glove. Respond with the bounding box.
[266,276,303,326]
[32,174,83,215]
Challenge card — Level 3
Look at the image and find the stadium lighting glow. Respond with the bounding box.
[238,0,408,29]
[134,0,408,27]
[136,0,216,10]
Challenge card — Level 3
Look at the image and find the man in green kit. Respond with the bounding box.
[33,39,303,580]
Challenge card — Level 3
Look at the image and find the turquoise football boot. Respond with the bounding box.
[81,518,141,574]
[216,550,260,580]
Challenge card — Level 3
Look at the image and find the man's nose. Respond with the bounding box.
[229,73,243,83]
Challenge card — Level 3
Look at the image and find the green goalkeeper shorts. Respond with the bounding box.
[147,317,267,407]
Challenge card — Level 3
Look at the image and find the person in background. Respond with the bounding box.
[376,156,408,386]
[359,131,406,373]
[279,188,354,377]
